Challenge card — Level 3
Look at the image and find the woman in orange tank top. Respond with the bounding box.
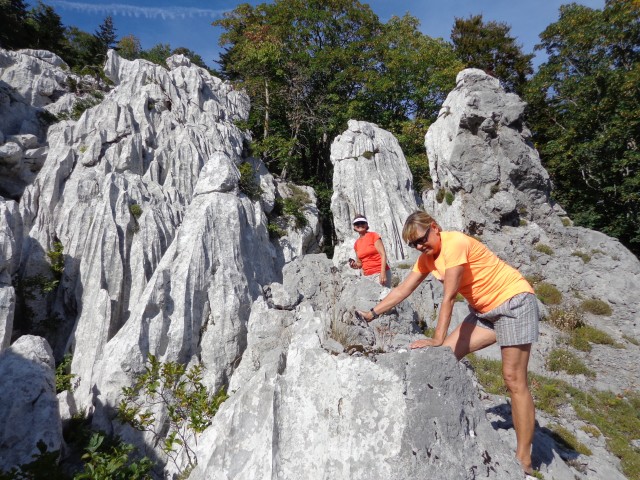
[348,214,390,287]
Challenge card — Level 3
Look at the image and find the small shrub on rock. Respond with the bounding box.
[547,348,595,377]
[549,424,592,456]
[580,298,612,316]
[238,162,262,200]
[545,306,584,331]
[572,251,591,263]
[535,282,562,305]
[534,243,554,255]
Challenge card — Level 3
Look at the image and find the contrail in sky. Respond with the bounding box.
[48,0,226,20]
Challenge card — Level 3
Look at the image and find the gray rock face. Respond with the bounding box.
[424,69,556,234]
[191,255,521,480]
[0,197,21,350]
[331,120,418,265]
[0,49,83,198]
[12,50,324,475]
[0,335,62,472]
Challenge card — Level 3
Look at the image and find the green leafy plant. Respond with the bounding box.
[117,355,228,474]
[238,162,263,200]
[547,348,595,377]
[535,282,562,305]
[55,353,77,393]
[444,191,454,205]
[534,243,554,255]
[580,298,612,316]
[76,432,153,480]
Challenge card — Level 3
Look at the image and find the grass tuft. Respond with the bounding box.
[547,348,595,377]
[534,243,554,255]
[535,282,562,305]
[580,298,612,316]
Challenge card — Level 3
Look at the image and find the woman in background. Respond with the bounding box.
[348,214,390,287]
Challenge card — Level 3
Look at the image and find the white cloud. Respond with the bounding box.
[48,0,226,20]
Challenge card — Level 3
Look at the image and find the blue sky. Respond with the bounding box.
[40,0,604,69]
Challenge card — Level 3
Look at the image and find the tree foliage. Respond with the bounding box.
[214,0,461,244]
[0,0,31,49]
[451,14,534,94]
[525,0,640,255]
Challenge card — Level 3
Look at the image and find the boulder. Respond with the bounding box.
[331,120,418,266]
[0,335,62,472]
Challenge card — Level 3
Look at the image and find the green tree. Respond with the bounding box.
[26,1,67,56]
[94,15,117,58]
[64,26,99,70]
[140,43,172,67]
[116,34,142,60]
[0,0,32,49]
[525,0,640,255]
[215,0,462,238]
[450,14,534,94]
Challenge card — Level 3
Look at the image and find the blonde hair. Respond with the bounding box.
[402,211,439,243]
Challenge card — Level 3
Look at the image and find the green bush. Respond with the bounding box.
[444,191,455,205]
[267,222,286,239]
[569,325,622,352]
[535,282,562,305]
[70,96,102,121]
[534,243,554,255]
[580,298,612,316]
[117,355,228,474]
[238,162,262,200]
[129,203,143,220]
[547,348,595,377]
[55,353,76,393]
[435,188,445,203]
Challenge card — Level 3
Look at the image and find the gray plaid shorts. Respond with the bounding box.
[463,292,540,346]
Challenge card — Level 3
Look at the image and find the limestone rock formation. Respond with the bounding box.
[4,49,323,475]
[331,120,418,265]
[0,335,62,472]
[191,255,521,480]
[424,68,558,234]
[0,196,21,349]
[0,48,98,198]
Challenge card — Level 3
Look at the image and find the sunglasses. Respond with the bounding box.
[408,228,430,249]
[353,222,367,227]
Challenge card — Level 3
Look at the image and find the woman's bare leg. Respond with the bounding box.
[442,321,497,360]
[501,344,535,474]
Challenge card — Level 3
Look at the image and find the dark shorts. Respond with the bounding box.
[463,292,540,346]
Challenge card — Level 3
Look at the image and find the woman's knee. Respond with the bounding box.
[502,369,529,394]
